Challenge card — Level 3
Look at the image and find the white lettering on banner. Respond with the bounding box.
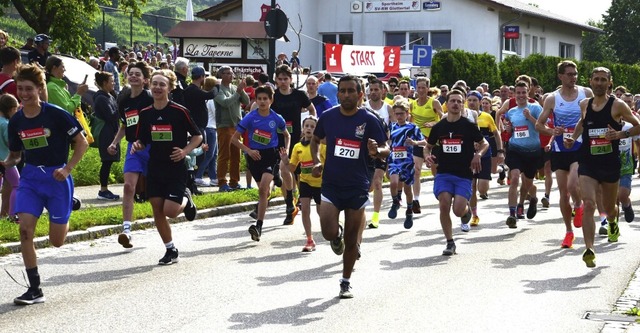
[363,1,421,12]
[325,43,400,74]
[183,38,242,59]
[209,64,267,76]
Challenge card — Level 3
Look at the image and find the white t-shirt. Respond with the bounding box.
[206,99,217,129]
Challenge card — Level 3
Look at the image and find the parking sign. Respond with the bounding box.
[412,45,432,67]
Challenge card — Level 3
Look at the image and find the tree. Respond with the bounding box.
[602,0,640,64]
[582,20,617,63]
[0,0,146,56]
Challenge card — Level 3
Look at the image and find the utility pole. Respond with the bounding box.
[267,0,276,83]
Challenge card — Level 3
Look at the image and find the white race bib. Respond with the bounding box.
[514,125,529,138]
[334,138,360,159]
[442,138,462,153]
[392,146,408,160]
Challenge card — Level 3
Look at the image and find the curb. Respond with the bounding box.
[0,176,434,254]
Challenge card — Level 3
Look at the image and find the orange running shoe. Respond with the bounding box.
[573,205,584,228]
[561,232,574,248]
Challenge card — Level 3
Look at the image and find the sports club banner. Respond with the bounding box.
[324,43,401,74]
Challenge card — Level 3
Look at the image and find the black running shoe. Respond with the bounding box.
[72,196,82,211]
[404,210,413,229]
[249,204,258,220]
[412,200,421,214]
[442,242,456,256]
[158,247,179,265]
[14,287,45,305]
[506,215,517,228]
[249,224,261,241]
[527,197,538,219]
[339,280,353,299]
[183,188,197,221]
[331,224,345,255]
[623,205,635,223]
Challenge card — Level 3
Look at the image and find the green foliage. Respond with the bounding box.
[602,0,640,64]
[518,53,563,92]
[71,140,126,186]
[498,55,522,86]
[582,20,617,63]
[431,50,500,90]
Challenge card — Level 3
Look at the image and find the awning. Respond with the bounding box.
[164,21,268,39]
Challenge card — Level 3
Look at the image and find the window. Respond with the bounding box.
[524,34,531,56]
[321,33,353,69]
[559,42,575,58]
[503,37,520,54]
[540,37,546,54]
[385,31,451,50]
[532,36,538,53]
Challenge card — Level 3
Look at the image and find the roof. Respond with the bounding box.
[481,0,603,33]
[196,0,241,20]
[164,21,267,39]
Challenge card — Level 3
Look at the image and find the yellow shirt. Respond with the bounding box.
[384,96,395,106]
[410,98,439,137]
[290,142,326,188]
[442,100,468,113]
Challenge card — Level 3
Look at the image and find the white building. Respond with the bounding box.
[197,0,601,71]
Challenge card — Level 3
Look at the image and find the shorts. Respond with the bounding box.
[299,181,321,205]
[550,151,581,172]
[579,161,621,184]
[433,173,472,200]
[620,174,632,189]
[321,183,370,211]
[413,146,424,159]
[374,158,387,170]
[488,137,497,157]
[146,164,187,204]
[388,160,415,185]
[15,164,74,224]
[505,148,542,179]
[124,142,150,175]
[542,150,551,163]
[246,148,279,183]
[473,156,492,180]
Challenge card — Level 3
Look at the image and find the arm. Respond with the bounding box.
[214,86,242,108]
[433,99,445,119]
[306,103,317,117]
[495,101,509,132]
[492,128,505,163]
[310,135,323,177]
[48,83,81,114]
[108,124,126,155]
[2,150,21,169]
[609,99,640,140]
[535,95,555,136]
[172,134,203,162]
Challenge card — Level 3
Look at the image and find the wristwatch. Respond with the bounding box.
[625,130,631,138]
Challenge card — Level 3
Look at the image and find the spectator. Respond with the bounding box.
[0,30,7,49]
[103,46,121,94]
[195,76,220,187]
[276,52,289,67]
[171,57,189,105]
[28,34,52,67]
[243,75,256,112]
[92,71,121,201]
[20,37,35,51]
[88,57,101,70]
[0,47,20,98]
[45,55,88,114]
[258,73,275,90]
[290,50,301,70]
[170,40,179,59]
[318,72,338,106]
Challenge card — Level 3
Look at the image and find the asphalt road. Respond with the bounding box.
[1,177,640,332]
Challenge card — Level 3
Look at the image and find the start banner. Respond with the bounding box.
[324,43,401,74]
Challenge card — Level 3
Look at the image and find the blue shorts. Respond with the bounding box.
[388,161,415,185]
[15,164,74,224]
[123,142,150,175]
[620,174,632,189]
[321,183,370,211]
[433,173,472,200]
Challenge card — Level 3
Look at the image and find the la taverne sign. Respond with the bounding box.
[183,38,242,58]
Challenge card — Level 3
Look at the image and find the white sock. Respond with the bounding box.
[414,195,420,201]
[341,277,350,283]
[123,221,131,233]
[164,241,174,249]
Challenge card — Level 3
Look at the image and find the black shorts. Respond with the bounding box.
[473,156,492,180]
[321,183,369,211]
[299,181,321,205]
[488,137,498,157]
[550,151,581,172]
[413,146,424,159]
[542,150,551,163]
[505,148,542,179]
[246,148,279,183]
[579,161,621,183]
[146,165,187,204]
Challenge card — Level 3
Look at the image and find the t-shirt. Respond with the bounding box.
[477,111,497,156]
[118,89,153,143]
[505,102,542,152]
[136,101,201,166]
[314,106,387,191]
[311,94,333,118]
[290,141,326,188]
[427,117,484,179]
[272,89,311,146]
[388,122,424,164]
[236,109,286,150]
[8,103,82,166]
[318,82,338,106]
[0,73,17,98]
[27,49,51,67]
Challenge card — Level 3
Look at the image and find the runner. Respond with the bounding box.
[131,69,202,265]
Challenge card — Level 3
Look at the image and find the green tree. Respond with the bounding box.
[602,0,640,64]
[582,20,617,62]
[0,0,147,56]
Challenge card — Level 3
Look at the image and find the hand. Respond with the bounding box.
[107,143,118,155]
[563,137,575,149]
[131,141,144,154]
[523,108,530,119]
[202,143,209,152]
[237,80,247,91]
[311,163,323,177]
[496,154,505,164]
[404,138,415,146]
[170,147,186,162]
[504,121,512,133]
[278,147,289,163]
[53,167,70,181]
[425,154,436,166]
[76,83,89,96]
[553,126,565,137]
[367,138,379,156]
[470,154,482,173]
[544,144,551,152]
[424,121,434,128]
[247,149,261,161]
[604,124,620,141]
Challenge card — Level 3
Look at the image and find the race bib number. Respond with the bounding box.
[300,160,314,174]
[334,138,360,159]
[392,146,408,160]
[20,128,48,150]
[590,138,612,155]
[151,124,173,141]
[286,121,293,134]
[562,128,574,140]
[251,129,272,145]
[514,125,529,138]
[619,138,631,150]
[442,138,461,153]
[125,110,139,127]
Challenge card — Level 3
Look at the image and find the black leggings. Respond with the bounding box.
[100,161,114,187]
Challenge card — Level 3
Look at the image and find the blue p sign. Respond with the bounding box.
[412,45,432,67]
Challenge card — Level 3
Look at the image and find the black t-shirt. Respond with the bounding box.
[118,89,153,143]
[272,89,311,145]
[27,49,51,67]
[8,103,82,166]
[136,101,201,166]
[183,83,217,129]
[427,117,484,179]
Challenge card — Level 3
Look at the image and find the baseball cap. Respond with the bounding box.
[191,66,206,78]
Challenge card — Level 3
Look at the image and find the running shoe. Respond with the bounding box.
[230,184,244,191]
[460,222,470,232]
[368,214,379,229]
[506,215,517,229]
[404,209,413,229]
[14,287,45,305]
[527,197,538,219]
[582,248,596,268]
[183,188,197,221]
[471,216,480,226]
[479,193,489,200]
[388,202,400,219]
[608,222,620,243]
[219,184,232,192]
[97,190,120,201]
[623,205,635,223]
[249,224,262,242]
[442,242,456,256]
[158,247,179,265]
[599,219,608,236]
[516,204,525,219]
[283,206,298,225]
[573,204,584,228]
[118,233,132,248]
[72,196,82,211]
[461,205,472,224]
[561,232,574,248]
[331,224,345,255]
[194,178,209,187]
[249,204,258,220]
[209,179,218,187]
[339,280,353,299]
[412,200,421,214]
[302,239,316,252]
[541,196,550,208]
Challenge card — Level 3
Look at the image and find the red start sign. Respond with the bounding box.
[324,43,400,74]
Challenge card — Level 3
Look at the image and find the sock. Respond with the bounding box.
[123,221,131,233]
[372,211,379,222]
[256,220,263,228]
[341,277,350,283]
[623,203,632,209]
[407,202,413,211]
[446,239,455,244]
[26,267,40,289]
[471,206,478,217]
[285,190,293,207]
[414,195,420,201]
[509,206,516,217]
[544,193,549,199]
[164,241,174,249]
[392,195,400,205]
